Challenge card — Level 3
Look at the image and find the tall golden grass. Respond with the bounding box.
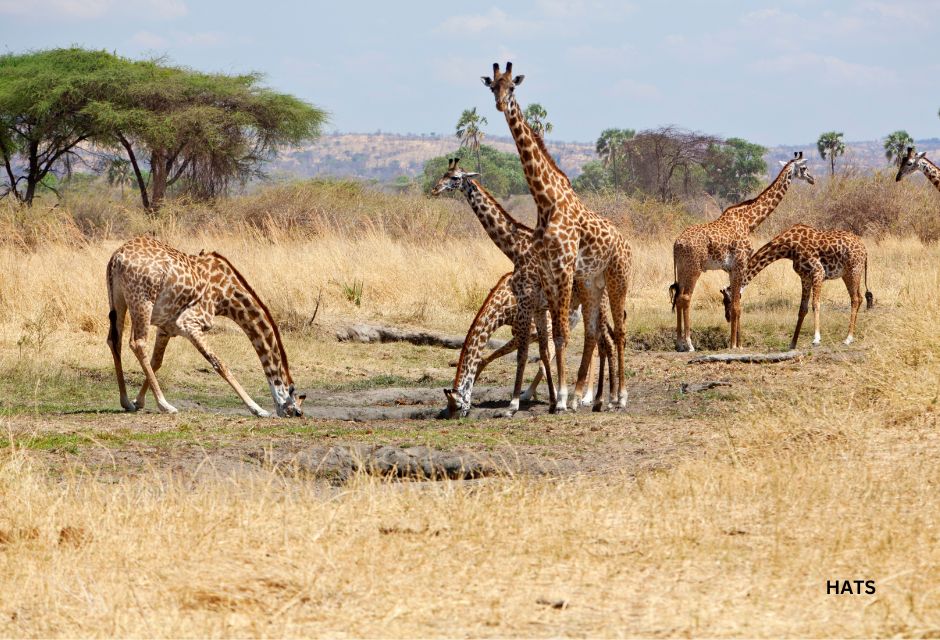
[0,175,938,636]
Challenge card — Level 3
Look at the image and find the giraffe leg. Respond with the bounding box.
[522,311,553,403]
[184,328,270,418]
[843,271,863,345]
[729,270,745,350]
[508,300,535,415]
[811,271,824,346]
[677,272,700,352]
[106,291,136,412]
[571,290,602,411]
[535,310,556,411]
[607,286,628,409]
[127,304,177,414]
[134,328,171,410]
[790,276,812,350]
[548,273,575,414]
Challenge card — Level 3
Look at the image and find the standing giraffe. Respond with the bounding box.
[896,146,940,191]
[106,236,305,417]
[721,224,873,349]
[482,62,632,412]
[671,152,815,351]
[432,159,611,415]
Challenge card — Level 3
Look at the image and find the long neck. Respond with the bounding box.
[223,285,291,390]
[920,158,940,191]
[502,94,574,224]
[742,237,792,288]
[462,179,531,261]
[722,163,794,233]
[452,275,513,402]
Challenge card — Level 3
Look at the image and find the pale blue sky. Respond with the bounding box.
[1,0,938,145]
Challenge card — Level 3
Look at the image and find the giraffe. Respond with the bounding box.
[721,224,873,350]
[670,152,815,352]
[106,236,305,417]
[896,146,940,191]
[445,274,615,417]
[482,62,632,412]
[431,159,610,415]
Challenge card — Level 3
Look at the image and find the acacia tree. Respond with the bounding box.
[89,60,326,211]
[455,107,487,180]
[884,130,914,166]
[0,48,122,205]
[621,126,718,201]
[817,131,846,176]
[523,103,553,138]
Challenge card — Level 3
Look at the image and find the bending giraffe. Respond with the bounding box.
[443,272,614,418]
[671,152,815,351]
[721,224,873,350]
[482,62,632,413]
[431,159,613,415]
[106,237,305,417]
[896,146,940,191]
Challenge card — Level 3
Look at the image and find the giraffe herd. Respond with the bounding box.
[106,62,939,419]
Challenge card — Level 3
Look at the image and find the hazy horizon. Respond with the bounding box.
[2,0,938,147]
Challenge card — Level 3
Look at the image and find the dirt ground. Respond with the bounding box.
[7,346,856,484]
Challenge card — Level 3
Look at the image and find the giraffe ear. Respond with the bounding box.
[918,151,928,159]
[513,75,525,86]
[778,160,787,167]
[464,172,481,178]
[481,76,493,87]
[443,388,454,399]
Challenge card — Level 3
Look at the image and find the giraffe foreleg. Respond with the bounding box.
[811,273,824,346]
[184,328,270,418]
[134,328,171,410]
[508,300,535,415]
[571,291,601,411]
[790,276,812,350]
[127,305,177,414]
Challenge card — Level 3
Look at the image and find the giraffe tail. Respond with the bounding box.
[669,254,680,311]
[864,254,874,310]
[106,255,121,356]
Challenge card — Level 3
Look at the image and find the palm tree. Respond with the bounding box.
[456,107,487,180]
[817,131,846,176]
[523,103,553,138]
[595,128,635,188]
[884,130,914,166]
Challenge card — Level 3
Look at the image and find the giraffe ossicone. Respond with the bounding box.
[896,146,940,191]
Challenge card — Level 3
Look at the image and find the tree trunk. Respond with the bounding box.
[149,148,168,212]
[830,155,835,176]
[22,142,40,206]
[475,145,483,186]
[119,135,150,211]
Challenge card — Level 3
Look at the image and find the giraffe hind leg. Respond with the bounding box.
[127,304,177,414]
[134,329,172,409]
[106,294,136,412]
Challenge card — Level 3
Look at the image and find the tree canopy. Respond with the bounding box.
[523,103,553,138]
[0,47,327,209]
[702,137,768,203]
[421,144,528,199]
[884,130,914,166]
[817,131,846,176]
[455,107,487,180]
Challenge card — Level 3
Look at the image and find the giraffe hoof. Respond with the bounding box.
[122,400,138,412]
[134,399,145,411]
[843,336,854,345]
[158,403,178,414]
[592,402,603,413]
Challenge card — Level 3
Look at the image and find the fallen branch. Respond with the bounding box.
[688,350,803,364]
[336,322,508,350]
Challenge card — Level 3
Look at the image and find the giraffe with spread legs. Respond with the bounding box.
[432,159,612,416]
[671,152,815,351]
[896,146,940,191]
[106,236,305,417]
[721,224,873,350]
[482,62,632,412]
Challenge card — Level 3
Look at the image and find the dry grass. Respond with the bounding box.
[0,178,938,636]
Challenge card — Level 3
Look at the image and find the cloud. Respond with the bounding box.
[604,78,661,100]
[751,52,897,86]
[0,0,186,19]
[535,0,636,19]
[129,29,226,50]
[566,44,637,66]
[435,7,539,36]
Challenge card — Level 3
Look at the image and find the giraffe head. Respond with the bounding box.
[481,61,525,113]
[778,151,816,185]
[430,158,480,196]
[896,146,928,182]
[443,387,471,418]
[271,381,305,418]
[720,287,734,322]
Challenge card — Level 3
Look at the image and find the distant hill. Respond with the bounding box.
[268,133,940,183]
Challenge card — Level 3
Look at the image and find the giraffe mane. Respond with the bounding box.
[453,272,514,388]
[718,161,791,218]
[209,252,293,384]
[529,125,571,188]
[468,178,534,234]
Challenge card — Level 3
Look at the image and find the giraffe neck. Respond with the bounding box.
[920,158,940,191]
[451,275,513,407]
[502,93,573,226]
[461,179,532,261]
[742,236,793,289]
[721,163,794,233]
[211,261,292,392]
